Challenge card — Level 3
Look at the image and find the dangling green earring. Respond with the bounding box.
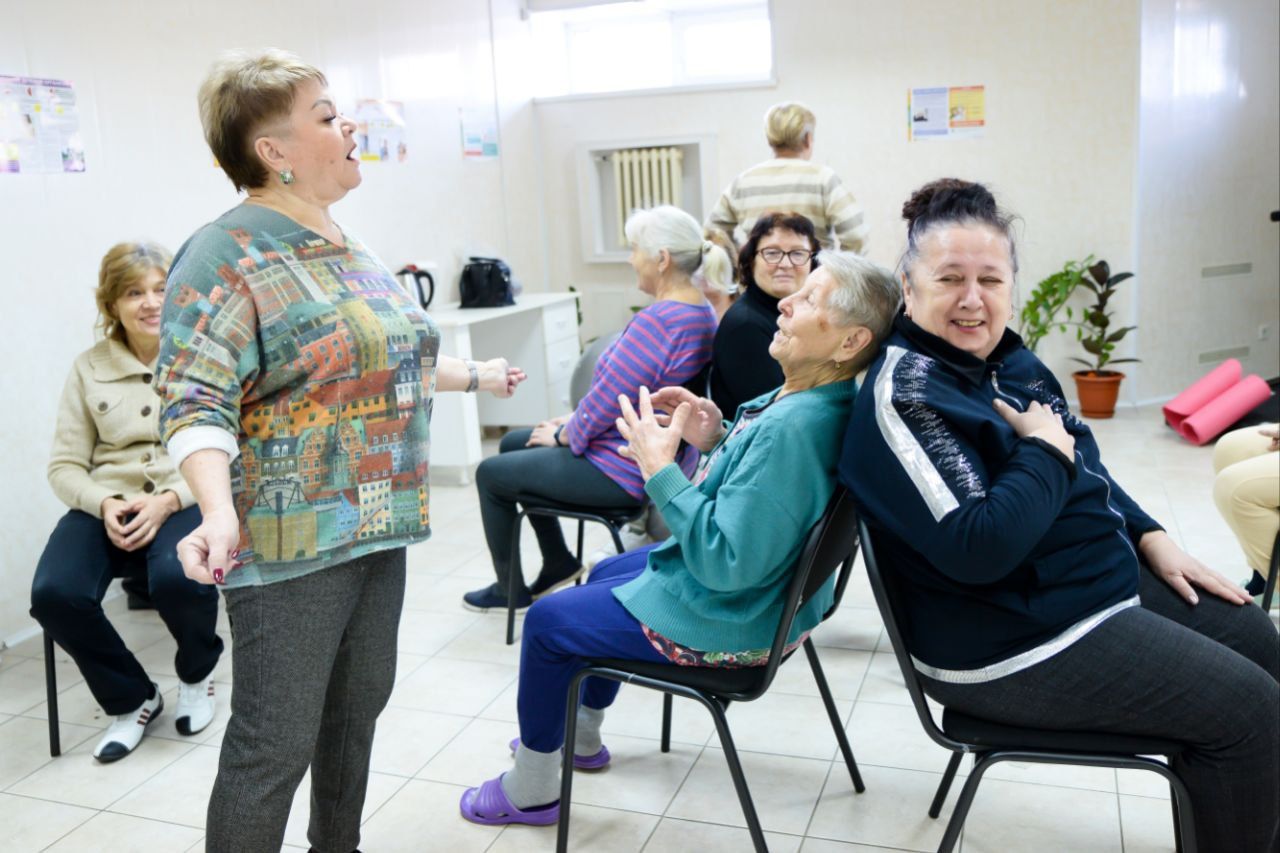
[280,169,294,184]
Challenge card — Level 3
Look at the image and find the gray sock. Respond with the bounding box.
[501,744,562,809]
[574,705,606,755]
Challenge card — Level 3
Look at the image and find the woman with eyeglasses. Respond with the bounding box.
[709,212,821,418]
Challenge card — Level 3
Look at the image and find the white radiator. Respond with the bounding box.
[609,147,684,246]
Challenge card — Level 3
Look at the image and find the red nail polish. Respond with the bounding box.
[213,568,224,584]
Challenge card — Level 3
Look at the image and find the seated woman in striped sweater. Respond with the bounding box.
[458,252,901,826]
[462,206,729,611]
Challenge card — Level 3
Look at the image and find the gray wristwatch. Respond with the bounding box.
[465,360,479,393]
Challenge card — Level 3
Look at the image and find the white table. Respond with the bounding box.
[428,292,581,484]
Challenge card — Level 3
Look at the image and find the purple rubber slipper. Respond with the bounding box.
[509,737,611,770]
[459,774,559,826]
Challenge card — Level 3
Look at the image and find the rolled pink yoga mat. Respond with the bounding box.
[1179,374,1273,445]
[1163,359,1241,429]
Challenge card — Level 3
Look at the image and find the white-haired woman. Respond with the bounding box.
[463,205,728,610]
[459,252,900,826]
[154,50,524,852]
[706,101,870,252]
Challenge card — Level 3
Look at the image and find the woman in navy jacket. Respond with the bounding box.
[841,179,1278,853]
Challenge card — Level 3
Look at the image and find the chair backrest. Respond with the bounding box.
[858,518,966,752]
[730,487,861,701]
[570,331,622,409]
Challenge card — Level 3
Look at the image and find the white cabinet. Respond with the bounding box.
[428,292,580,484]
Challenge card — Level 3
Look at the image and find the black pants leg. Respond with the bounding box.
[922,568,1280,853]
[30,507,221,714]
[475,428,641,591]
[145,505,223,684]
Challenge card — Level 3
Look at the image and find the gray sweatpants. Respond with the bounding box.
[206,548,406,853]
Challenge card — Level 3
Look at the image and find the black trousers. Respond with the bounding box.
[922,568,1280,853]
[30,507,223,714]
[476,428,641,592]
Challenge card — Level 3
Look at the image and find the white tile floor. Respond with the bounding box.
[1,405,1275,853]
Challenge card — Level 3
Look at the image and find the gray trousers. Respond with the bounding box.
[206,548,405,853]
[922,568,1279,853]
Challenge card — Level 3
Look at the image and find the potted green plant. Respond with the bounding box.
[1019,257,1137,418]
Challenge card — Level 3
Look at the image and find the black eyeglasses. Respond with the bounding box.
[759,248,814,266]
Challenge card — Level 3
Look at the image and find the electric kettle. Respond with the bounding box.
[396,265,435,310]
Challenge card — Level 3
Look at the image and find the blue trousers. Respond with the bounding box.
[518,545,670,752]
[30,507,223,714]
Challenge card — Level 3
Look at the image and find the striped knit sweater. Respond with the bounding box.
[563,300,716,500]
[706,157,870,252]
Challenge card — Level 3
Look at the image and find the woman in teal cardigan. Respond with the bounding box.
[460,251,901,827]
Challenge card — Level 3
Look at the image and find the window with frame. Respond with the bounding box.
[529,0,773,99]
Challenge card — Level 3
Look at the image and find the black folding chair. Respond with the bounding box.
[858,518,1197,853]
[555,488,866,853]
[505,500,645,645]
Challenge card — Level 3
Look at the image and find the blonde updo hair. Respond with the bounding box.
[625,205,733,284]
[198,48,328,192]
[765,102,815,152]
[95,241,172,343]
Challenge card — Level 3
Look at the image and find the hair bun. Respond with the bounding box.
[902,178,1001,233]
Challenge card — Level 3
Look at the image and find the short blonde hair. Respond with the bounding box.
[198,48,327,192]
[95,241,172,343]
[765,102,815,152]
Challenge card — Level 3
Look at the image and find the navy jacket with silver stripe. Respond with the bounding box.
[840,314,1161,671]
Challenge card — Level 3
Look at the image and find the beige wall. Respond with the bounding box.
[1134,0,1280,401]
[533,0,1144,370]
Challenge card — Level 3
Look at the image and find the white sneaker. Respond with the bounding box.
[93,684,163,763]
[175,675,216,736]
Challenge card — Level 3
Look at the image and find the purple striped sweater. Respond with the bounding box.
[564,300,717,500]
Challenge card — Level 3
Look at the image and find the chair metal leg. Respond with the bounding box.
[929,751,963,819]
[1261,530,1279,612]
[607,522,625,554]
[574,520,585,584]
[1166,767,1198,853]
[43,632,60,757]
[937,750,993,853]
[804,640,864,792]
[700,692,768,852]
[660,693,673,753]
[507,511,527,646]
[556,669,589,853]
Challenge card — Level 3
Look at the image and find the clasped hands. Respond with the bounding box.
[615,386,725,481]
[101,492,181,552]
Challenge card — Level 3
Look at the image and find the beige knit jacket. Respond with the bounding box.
[48,338,196,518]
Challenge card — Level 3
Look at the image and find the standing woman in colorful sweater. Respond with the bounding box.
[31,241,223,764]
[458,252,900,826]
[462,206,725,611]
[705,101,870,253]
[154,50,524,853]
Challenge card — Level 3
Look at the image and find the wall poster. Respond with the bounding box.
[908,85,985,141]
[0,75,86,173]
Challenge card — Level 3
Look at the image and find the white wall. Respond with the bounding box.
[0,0,538,646]
[534,0,1144,366]
[1134,0,1280,401]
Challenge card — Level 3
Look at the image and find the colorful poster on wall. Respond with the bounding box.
[460,107,498,159]
[0,75,86,173]
[908,85,985,141]
[354,99,407,163]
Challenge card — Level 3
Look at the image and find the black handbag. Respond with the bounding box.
[459,257,515,308]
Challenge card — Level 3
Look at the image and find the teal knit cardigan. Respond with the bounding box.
[613,378,856,651]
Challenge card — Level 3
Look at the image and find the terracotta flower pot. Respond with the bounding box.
[1073,370,1125,418]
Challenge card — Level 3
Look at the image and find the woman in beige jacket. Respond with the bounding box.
[30,241,223,763]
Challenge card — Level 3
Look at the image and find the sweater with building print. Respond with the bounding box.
[154,204,440,587]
